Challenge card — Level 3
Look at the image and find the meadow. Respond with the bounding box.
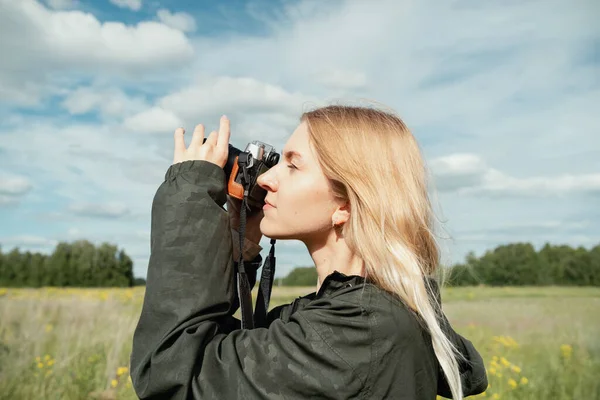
[0,285,599,400]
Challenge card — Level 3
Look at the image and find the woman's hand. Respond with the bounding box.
[173,115,230,168]
[171,115,263,246]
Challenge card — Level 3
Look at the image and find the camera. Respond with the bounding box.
[204,138,280,209]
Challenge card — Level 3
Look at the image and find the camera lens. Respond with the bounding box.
[267,152,280,167]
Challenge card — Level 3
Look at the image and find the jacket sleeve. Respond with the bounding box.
[231,228,262,263]
[426,279,488,398]
[130,160,368,400]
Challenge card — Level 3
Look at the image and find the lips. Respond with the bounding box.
[264,199,276,208]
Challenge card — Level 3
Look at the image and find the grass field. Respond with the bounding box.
[1,285,599,399]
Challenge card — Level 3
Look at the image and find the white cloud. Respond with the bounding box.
[117,75,323,145]
[67,227,82,237]
[68,202,131,218]
[0,120,167,211]
[39,15,190,66]
[156,9,196,32]
[158,76,322,125]
[0,0,193,105]
[61,86,148,118]
[474,171,600,197]
[429,154,488,192]
[430,153,600,197]
[123,106,184,134]
[456,220,591,236]
[109,0,142,11]
[0,174,32,195]
[0,173,32,207]
[0,235,58,250]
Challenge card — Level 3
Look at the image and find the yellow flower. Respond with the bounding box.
[489,368,497,376]
[560,344,572,359]
[47,359,55,367]
[505,336,519,348]
[500,357,510,367]
[111,379,118,388]
[511,365,521,374]
[508,378,517,389]
[45,324,53,333]
[493,336,515,348]
[37,362,44,369]
[117,367,129,376]
[44,354,51,361]
[520,377,529,385]
[492,394,500,399]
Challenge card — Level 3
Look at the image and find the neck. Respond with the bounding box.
[302,228,365,293]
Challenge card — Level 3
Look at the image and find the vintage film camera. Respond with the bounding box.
[204,139,280,209]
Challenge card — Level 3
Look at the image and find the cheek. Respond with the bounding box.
[283,184,333,222]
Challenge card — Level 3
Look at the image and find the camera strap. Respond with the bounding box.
[237,160,255,330]
[254,238,276,328]
[237,155,277,330]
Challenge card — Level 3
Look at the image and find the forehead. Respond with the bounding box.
[282,122,311,158]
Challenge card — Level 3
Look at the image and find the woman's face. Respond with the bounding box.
[256,122,343,244]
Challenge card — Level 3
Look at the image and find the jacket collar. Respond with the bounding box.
[316,270,367,297]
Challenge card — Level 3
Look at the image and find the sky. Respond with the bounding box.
[0,0,598,279]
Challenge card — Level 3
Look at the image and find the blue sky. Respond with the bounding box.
[0,0,598,279]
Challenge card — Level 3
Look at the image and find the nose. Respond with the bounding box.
[256,167,278,192]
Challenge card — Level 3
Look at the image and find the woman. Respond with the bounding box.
[130,106,487,399]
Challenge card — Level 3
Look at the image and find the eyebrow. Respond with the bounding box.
[283,150,303,161]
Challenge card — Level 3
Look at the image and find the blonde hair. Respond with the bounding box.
[302,104,464,400]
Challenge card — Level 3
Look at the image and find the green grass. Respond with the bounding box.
[0,286,598,399]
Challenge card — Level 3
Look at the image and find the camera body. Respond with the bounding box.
[224,141,280,210]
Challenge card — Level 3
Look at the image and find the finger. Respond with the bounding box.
[206,130,218,146]
[217,115,231,150]
[190,124,205,149]
[173,127,185,154]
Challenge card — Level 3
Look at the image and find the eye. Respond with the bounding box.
[287,164,297,170]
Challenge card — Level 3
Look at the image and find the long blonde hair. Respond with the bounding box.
[302,104,464,400]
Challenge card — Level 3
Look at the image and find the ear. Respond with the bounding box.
[332,202,350,225]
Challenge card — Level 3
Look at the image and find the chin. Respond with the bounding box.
[259,220,297,241]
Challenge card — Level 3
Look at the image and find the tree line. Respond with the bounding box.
[447,242,600,286]
[0,240,137,287]
[280,242,600,287]
[1,241,598,288]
